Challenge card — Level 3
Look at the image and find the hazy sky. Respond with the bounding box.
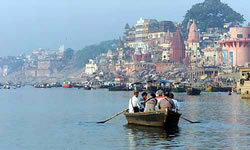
[0,0,249,56]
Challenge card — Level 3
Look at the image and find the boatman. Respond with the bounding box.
[128,91,140,113]
[169,93,180,112]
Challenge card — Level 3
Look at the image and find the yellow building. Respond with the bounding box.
[136,18,158,42]
[237,67,250,99]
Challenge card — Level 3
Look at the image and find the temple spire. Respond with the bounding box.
[170,28,185,63]
[187,20,200,43]
[165,30,171,44]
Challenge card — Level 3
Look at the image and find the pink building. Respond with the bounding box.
[187,21,199,43]
[220,26,250,66]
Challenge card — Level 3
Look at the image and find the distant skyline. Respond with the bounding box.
[0,0,249,56]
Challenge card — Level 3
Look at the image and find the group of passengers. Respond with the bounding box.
[128,90,180,113]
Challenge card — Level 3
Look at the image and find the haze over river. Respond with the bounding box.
[0,87,249,150]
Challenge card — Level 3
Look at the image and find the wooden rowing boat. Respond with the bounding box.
[108,86,132,91]
[173,87,186,93]
[186,88,201,95]
[124,109,181,128]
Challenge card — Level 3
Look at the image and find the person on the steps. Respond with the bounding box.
[139,92,147,112]
[128,91,140,113]
[144,93,157,112]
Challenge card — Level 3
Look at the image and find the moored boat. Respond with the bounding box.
[186,88,201,95]
[33,83,51,88]
[3,85,10,89]
[50,82,62,88]
[172,87,186,93]
[62,82,72,88]
[108,86,131,91]
[84,86,91,90]
[205,86,232,92]
[15,84,21,88]
[205,86,214,92]
[124,109,181,128]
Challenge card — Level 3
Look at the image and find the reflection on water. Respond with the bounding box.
[125,124,180,149]
[123,92,250,150]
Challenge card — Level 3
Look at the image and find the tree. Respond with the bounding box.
[63,48,74,60]
[74,40,118,68]
[182,0,245,32]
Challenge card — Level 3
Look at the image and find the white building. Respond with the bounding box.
[135,41,148,54]
[3,65,8,77]
[85,59,98,75]
[162,50,170,61]
[136,18,144,42]
[203,47,222,66]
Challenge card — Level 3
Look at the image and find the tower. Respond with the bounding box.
[165,30,171,44]
[170,28,185,63]
[187,20,201,63]
[187,20,199,43]
[220,26,250,66]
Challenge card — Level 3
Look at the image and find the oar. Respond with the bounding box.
[181,116,201,124]
[97,108,128,124]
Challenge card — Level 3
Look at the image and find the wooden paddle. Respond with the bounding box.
[97,108,128,124]
[181,116,201,124]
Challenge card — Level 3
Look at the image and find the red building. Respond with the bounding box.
[170,29,186,63]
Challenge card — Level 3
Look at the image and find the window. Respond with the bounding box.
[248,34,250,38]
[237,34,243,38]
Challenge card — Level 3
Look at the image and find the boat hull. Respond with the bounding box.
[124,111,181,128]
[186,88,201,95]
[84,87,91,90]
[62,84,71,88]
[108,86,131,91]
[173,87,186,93]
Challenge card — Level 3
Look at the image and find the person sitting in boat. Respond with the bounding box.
[144,93,157,112]
[138,92,147,112]
[156,91,176,111]
[169,93,180,112]
[155,90,168,111]
[156,90,165,99]
[128,91,140,113]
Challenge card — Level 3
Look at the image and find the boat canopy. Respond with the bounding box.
[131,82,143,85]
[157,80,172,84]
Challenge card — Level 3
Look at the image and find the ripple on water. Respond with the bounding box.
[0,87,249,150]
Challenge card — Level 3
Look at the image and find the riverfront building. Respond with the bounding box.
[170,29,186,64]
[220,26,250,66]
[85,59,98,75]
[186,20,202,63]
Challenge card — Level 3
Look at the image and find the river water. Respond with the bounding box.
[0,87,249,150]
